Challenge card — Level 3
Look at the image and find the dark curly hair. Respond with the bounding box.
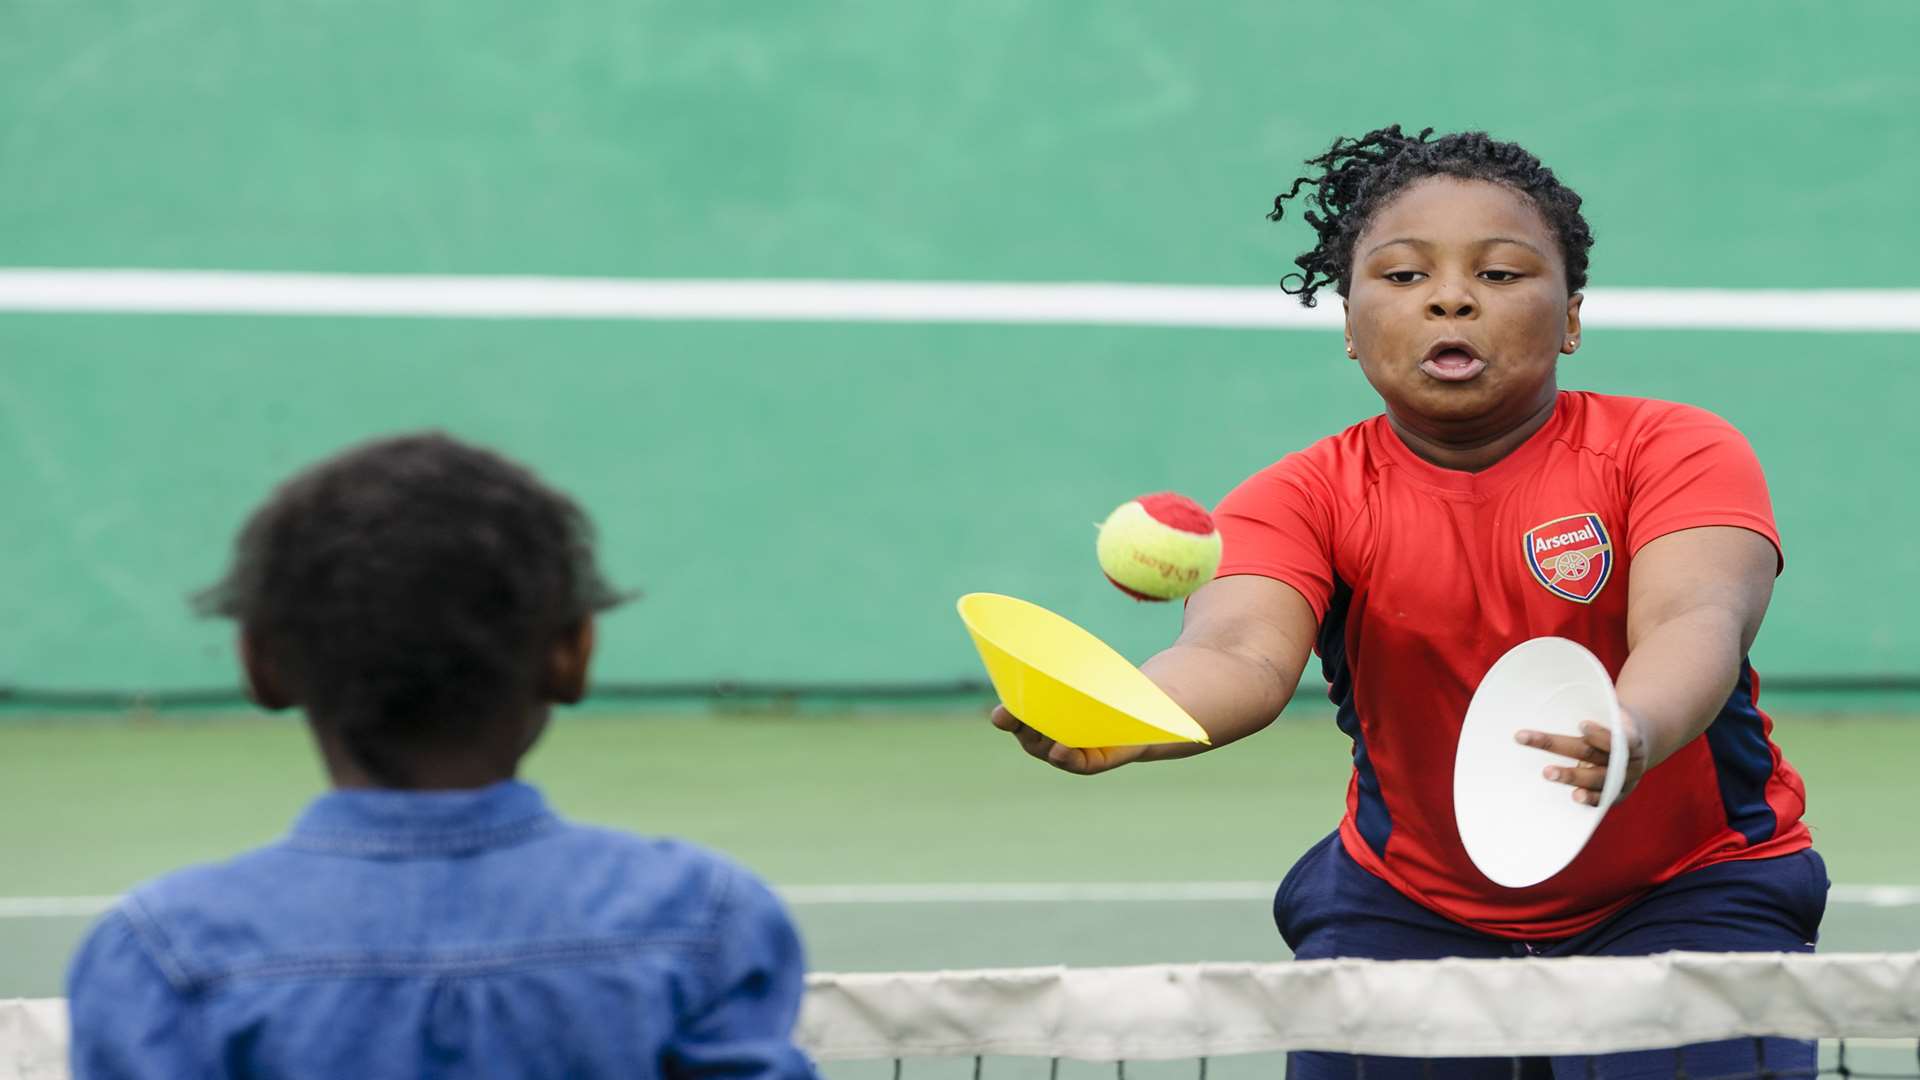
[1269,125,1594,308]
[197,433,628,780]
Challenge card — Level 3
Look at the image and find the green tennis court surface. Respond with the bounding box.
[5,705,1915,999]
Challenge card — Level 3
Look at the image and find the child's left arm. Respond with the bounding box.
[1521,524,1778,803]
[66,907,213,1080]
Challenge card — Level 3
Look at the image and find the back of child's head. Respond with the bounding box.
[1270,125,1595,307]
[197,433,625,782]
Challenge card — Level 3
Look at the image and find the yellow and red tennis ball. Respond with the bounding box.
[1096,492,1222,602]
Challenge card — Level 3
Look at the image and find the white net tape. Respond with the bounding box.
[5,952,1919,1077]
[0,998,66,1080]
[796,953,1920,1062]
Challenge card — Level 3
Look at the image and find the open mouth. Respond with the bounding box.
[1420,340,1487,383]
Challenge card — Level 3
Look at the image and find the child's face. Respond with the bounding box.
[1343,177,1580,432]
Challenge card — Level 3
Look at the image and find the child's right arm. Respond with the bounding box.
[664,867,818,1080]
[991,574,1319,774]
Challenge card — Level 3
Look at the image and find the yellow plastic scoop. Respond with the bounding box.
[957,592,1211,749]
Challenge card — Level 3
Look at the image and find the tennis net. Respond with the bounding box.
[798,952,1920,1079]
[4,952,1918,1079]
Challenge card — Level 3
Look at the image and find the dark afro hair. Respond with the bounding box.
[196,433,628,777]
[1268,125,1594,308]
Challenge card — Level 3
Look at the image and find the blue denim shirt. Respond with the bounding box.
[66,781,816,1079]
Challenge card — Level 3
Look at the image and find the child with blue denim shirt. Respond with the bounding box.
[67,433,817,1080]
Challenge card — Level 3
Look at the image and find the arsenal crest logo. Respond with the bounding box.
[1523,513,1614,604]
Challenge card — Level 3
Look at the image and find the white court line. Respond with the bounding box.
[1828,884,1920,908]
[778,882,1279,904]
[6,882,1917,918]
[0,896,118,918]
[1,270,1918,331]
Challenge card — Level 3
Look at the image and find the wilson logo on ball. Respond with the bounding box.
[1096,492,1222,603]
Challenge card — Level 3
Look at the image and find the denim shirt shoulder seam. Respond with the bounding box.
[118,894,203,993]
[694,862,741,1010]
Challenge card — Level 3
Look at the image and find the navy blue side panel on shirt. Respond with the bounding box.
[1321,576,1391,858]
[1703,659,1780,846]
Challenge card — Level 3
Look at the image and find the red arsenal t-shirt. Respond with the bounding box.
[1215,391,1810,939]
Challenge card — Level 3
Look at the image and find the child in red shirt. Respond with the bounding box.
[992,127,1823,1080]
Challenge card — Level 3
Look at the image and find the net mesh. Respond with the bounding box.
[3,953,1917,1079]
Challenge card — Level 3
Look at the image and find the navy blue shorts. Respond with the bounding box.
[1274,832,1830,1080]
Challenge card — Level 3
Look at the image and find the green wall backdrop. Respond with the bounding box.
[3,2,1916,695]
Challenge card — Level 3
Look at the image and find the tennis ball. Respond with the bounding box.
[1096,492,1222,602]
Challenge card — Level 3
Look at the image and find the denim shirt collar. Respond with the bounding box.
[286,779,559,857]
